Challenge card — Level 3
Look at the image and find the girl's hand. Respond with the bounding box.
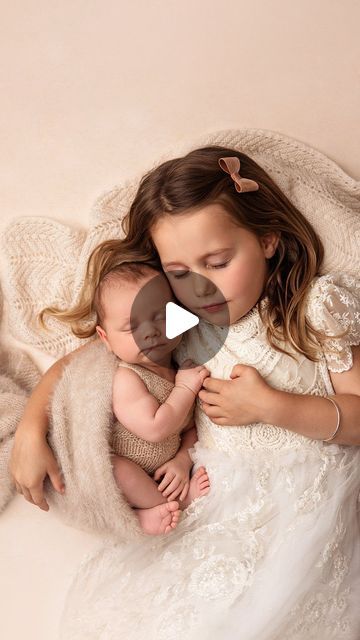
[10,429,65,511]
[153,456,192,502]
[198,364,274,426]
[175,359,210,396]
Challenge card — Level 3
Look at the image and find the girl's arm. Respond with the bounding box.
[261,391,360,445]
[10,343,90,510]
[199,345,360,445]
[113,367,206,443]
[259,344,360,445]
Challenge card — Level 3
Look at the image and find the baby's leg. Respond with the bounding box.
[112,455,166,508]
[111,455,181,535]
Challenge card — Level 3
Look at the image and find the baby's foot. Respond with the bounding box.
[134,501,181,535]
[182,466,210,508]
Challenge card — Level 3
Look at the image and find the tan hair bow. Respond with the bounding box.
[218,156,259,193]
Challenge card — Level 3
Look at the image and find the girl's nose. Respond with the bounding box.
[192,273,216,297]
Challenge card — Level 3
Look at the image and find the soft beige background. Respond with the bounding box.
[1,1,359,638]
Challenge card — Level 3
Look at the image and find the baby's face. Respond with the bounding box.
[96,272,182,365]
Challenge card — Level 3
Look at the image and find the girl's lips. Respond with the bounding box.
[201,302,226,313]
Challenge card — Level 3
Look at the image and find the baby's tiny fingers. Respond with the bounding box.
[162,478,181,498]
[157,473,174,492]
[179,481,190,501]
[166,486,182,501]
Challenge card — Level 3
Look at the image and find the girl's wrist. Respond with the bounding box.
[258,387,281,423]
[15,420,48,440]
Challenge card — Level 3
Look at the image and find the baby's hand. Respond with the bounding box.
[153,457,191,502]
[175,359,210,396]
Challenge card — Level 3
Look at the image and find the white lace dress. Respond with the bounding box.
[59,273,360,640]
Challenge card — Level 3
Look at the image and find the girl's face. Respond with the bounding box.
[151,204,279,326]
[96,272,182,364]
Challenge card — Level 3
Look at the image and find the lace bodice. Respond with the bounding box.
[173,273,360,454]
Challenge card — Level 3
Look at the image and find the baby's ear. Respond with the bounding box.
[96,325,110,349]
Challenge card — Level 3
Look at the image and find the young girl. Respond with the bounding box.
[39,241,211,535]
[11,147,360,639]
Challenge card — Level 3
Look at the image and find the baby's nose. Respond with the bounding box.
[142,321,160,339]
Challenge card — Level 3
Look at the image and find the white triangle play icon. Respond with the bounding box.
[166,302,199,339]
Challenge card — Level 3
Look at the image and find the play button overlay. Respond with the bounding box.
[165,302,199,339]
[129,271,230,366]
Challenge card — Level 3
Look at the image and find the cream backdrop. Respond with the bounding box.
[1,1,359,639]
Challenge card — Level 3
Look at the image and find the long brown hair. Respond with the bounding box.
[117,145,346,362]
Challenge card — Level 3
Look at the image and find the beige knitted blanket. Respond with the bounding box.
[0,286,40,514]
[1,128,359,357]
[44,339,143,541]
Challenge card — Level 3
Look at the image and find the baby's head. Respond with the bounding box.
[39,238,182,366]
[94,263,182,364]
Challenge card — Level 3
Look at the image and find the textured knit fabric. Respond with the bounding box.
[0,285,40,514]
[44,340,144,542]
[0,128,359,357]
[111,362,181,475]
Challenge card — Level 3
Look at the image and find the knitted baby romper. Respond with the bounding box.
[110,361,184,475]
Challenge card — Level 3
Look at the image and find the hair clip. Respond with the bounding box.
[218,156,259,193]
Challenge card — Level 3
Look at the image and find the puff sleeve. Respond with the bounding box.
[305,273,360,373]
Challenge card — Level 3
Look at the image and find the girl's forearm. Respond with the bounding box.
[16,359,69,437]
[262,389,360,445]
[16,344,88,438]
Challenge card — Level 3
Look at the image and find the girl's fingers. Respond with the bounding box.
[202,403,224,419]
[22,487,35,504]
[48,474,65,494]
[157,472,175,492]
[162,477,181,498]
[30,487,49,511]
[199,390,220,405]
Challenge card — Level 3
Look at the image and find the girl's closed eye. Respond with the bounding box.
[209,260,231,270]
[171,260,231,279]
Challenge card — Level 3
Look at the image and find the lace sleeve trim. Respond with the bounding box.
[306,273,360,373]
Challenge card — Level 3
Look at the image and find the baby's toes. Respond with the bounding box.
[166,509,181,532]
[167,500,179,512]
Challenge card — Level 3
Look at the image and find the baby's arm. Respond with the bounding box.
[113,363,209,443]
[10,342,91,510]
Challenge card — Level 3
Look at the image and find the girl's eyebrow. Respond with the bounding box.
[163,248,232,268]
